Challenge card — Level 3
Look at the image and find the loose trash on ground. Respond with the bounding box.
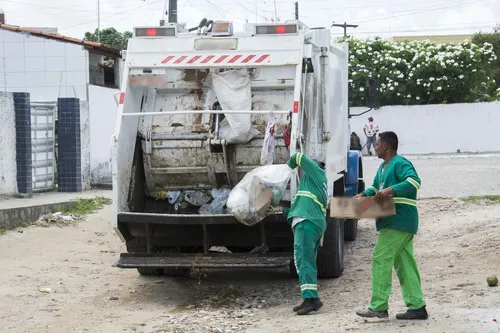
[38,288,53,293]
[34,212,77,228]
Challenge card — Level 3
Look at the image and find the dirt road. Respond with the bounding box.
[1,156,500,333]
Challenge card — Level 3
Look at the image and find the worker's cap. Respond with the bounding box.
[368,117,373,121]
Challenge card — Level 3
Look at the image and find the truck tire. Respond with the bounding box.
[344,180,365,241]
[137,267,164,276]
[317,217,345,278]
[289,259,299,278]
[163,248,190,278]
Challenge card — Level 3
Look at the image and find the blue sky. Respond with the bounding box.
[0,0,498,39]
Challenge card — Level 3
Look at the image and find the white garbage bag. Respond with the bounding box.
[260,113,276,165]
[227,164,292,226]
[211,70,259,144]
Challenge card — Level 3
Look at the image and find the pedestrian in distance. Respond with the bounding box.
[355,131,429,320]
[268,152,327,315]
[364,117,379,156]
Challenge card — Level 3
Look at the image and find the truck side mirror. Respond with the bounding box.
[366,78,377,108]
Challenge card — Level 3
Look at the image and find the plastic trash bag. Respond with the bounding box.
[227,164,292,226]
[184,190,212,206]
[211,70,259,144]
[167,191,181,204]
[260,113,276,165]
[211,188,231,214]
[198,204,212,215]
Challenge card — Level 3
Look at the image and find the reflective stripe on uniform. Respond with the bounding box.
[300,284,318,291]
[406,177,421,190]
[393,197,417,207]
[293,191,326,213]
[293,248,300,274]
[296,153,303,166]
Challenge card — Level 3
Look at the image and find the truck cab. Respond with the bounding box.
[112,19,367,278]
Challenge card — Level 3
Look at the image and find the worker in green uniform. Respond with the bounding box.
[355,131,428,320]
[270,152,328,315]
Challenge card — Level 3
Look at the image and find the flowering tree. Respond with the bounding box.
[342,37,498,106]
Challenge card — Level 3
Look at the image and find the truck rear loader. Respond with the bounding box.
[112,19,373,278]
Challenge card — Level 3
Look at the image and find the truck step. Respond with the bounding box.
[116,252,292,269]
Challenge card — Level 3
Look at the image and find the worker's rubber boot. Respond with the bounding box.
[293,299,307,312]
[296,298,323,315]
[396,306,428,320]
[355,308,389,319]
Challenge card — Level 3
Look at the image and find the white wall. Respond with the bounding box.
[0,92,17,195]
[88,84,119,185]
[350,102,500,155]
[0,29,89,101]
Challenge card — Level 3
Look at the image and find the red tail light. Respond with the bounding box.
[255,24,298,35]
[134,27,176,37]
[276,25,287,34]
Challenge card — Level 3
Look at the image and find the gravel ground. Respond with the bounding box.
[363,153,500,198]
[1,155,500,333]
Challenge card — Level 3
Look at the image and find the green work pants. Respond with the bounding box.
[293,221,322,299]
[370,228,426,311]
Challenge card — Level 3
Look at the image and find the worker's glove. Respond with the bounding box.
[267,206,284,215]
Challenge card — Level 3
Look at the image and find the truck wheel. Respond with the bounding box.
[344,219,358,241]
[317,218,345,278]
[289,259,299,278]
[163,248,190,278]
[137,267,164,276]
[344,179,364,241]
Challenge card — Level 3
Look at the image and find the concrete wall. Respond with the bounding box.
[88,84,119,185]
[80,100,91,190]
[89,53,104,86]
[0,29,89,101]
[0,92,17,195]
[350,102,500,155]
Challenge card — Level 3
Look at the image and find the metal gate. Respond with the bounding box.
[31,102,56,192]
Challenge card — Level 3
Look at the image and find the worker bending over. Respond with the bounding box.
[271,152,327,315]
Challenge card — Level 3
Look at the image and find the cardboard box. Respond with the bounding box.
[330,197,396,219]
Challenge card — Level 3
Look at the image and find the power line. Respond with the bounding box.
[201,0,247,21]
[229,0,268,20]
[292,0,465,11]
[356,0,484,25]
[0,0,115,14]
[330,24,497,35]
[62,0,163,30]
[332,22,359,37]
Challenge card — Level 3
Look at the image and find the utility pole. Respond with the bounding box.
[331,21,358,37]
[168,0,177,23]
[97,0,100,42]
[294,2,299,20]
[273,0,278,23]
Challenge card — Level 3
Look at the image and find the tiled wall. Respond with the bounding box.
[0,30,89,102]
[57,98,82,192]
[13,92,32,196]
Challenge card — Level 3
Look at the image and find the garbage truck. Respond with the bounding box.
[112,19,375,279]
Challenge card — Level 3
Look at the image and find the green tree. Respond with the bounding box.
[83,28,132,50]
[472,24,500,97]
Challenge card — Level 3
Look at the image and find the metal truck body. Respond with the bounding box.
[112,20,364,278]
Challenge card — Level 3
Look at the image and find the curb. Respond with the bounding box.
[0,201,79,230]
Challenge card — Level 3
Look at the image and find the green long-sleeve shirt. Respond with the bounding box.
[364,155,421,234]
[283,153,328,233]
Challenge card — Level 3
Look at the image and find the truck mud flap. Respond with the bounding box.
[116,252,292,269]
